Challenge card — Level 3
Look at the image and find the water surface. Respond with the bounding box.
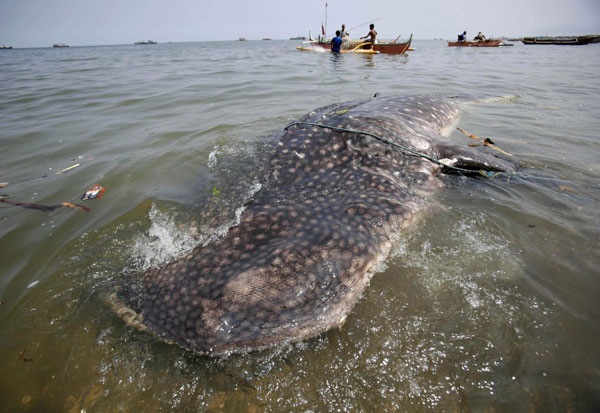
[0,39,599,411]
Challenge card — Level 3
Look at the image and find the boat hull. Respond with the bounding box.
[448,40,502,47]
[522,37,594,45]
[297,46,379,54]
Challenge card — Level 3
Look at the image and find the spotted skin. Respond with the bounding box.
[127,95,514,355]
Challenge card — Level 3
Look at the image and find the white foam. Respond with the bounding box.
[473,95,521,104]
[207,146,219,169]
[131,204,199,270]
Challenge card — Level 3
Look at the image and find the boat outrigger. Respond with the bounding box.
[297,33,413,55]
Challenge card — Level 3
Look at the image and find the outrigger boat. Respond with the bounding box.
[522,36,594,45]
[448,39,502,47]
[298,33,413,55]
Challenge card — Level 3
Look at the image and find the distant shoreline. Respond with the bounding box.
[4,35,599,49]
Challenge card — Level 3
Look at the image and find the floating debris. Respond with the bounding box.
[61,202,90,211]
[212,186,220,197]
[558,185,574,192]
[457,127,514,157]
[334,108,350,116]
[81,184,105,201]
[0,183,7,189]
[56,163,80,174]
[17,350,33,362]
[0,198,90,212]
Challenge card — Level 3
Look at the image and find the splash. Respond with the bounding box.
[130,179,263,270]
[131,204,200,271]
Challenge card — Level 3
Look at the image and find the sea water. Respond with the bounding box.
[0,39,599,410]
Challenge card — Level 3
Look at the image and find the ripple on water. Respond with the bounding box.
[1,40,599,411]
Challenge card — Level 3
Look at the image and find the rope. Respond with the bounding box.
[284,121,515,177]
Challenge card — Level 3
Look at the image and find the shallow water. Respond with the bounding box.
[1,39,599,411]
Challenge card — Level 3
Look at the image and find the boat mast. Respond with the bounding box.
[324,2,328,40]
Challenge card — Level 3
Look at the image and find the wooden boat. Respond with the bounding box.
[305,33,413,55]
[135,40,157,45]
[52,43,69,48]
[522,36,594,45]
[581,35,600,43]
[448,39,502,47]
[0,45,13,49]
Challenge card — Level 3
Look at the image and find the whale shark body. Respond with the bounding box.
[118,95,514,355]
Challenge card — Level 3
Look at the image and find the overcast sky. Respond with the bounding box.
[1,0,599,47]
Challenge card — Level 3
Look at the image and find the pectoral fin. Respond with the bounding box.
[433,143,516,174]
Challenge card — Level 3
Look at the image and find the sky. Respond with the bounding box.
[1,0,599,47]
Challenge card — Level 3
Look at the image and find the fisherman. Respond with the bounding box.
[340,24,350,46]
[331,30,343,53]
[474,32,486,41]
[340,24,349,39]
[360,24,378,49]
[457,31,467,42]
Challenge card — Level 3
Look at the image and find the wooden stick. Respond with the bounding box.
[456,127,514,157]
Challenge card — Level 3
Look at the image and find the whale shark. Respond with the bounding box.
[115,94,515,355]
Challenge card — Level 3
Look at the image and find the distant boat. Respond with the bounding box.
[262,38,272,41]
[135,40,157,45]
[581,35,600,43]
[53,43,69,48]
[0,45,13,49]
[290,36,306,40]
[238,37,246,41]
[522,36,594,45]
[448,39,502,47]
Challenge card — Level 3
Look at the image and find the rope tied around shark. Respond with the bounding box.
[284,121,517,179]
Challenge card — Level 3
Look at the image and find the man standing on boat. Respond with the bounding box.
[361,24,377,49]
[457,31,467,42]
[331,30,343,53]
[340,24,349,39]
[340,24,350,47]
